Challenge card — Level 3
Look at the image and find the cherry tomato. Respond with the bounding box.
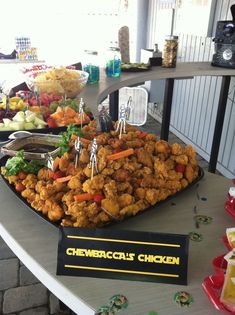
[175,163,186,173]
[18,171,27,180]
[15,182,26,192]
[93,194,105,204]
[112,147,122,154]
[53,171,65,180]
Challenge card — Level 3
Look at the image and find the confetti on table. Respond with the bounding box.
[109,294,128,311]
[201,197,207,201]
[174,291,194,307]
[194,215,213,225]
[189,231,203,242]
[148,311,158,315]
[95,305,115,315]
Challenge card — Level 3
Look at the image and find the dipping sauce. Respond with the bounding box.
[20,143,57,153]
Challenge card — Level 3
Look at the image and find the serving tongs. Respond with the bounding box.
[8,130,61,140]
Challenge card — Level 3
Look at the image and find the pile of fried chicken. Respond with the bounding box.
[3,121,199,227]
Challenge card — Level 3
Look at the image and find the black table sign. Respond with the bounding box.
[57,227,189,285]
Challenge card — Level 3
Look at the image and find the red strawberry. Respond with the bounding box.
[47,117,57,128]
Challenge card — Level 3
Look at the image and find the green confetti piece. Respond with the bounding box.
[95,305,115,315]
[189,231,203,242]
[148,311,158,315]
[109,294,128,311]
[194,215,213,225]
[174,291,193,307]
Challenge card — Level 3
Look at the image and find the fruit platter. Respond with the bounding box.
[1,120,203,228]
[0,94,93,141]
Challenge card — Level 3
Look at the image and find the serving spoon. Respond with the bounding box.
[8,130,61,140]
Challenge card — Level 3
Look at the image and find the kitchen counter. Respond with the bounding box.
[0,171,234,315]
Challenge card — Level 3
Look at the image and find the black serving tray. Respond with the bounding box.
[0,155,204,228]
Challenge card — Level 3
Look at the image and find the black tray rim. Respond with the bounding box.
[0,155,204,228]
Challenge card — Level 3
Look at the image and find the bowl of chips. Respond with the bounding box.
[25,66,89,98]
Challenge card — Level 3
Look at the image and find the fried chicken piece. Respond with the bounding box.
[108,138,124,148]
[22,174,37,189]
[184,145,197,159]
[155,140,171,154]
[45,200,64,221]
[79,148,90,164]
[96,133,111,145]
[82,174,105,194]
[140,175,165,189]
[118,194,134,208]
[145,133,156,141]
[73,212,90,227]
[61,217,75,227]
[92,211,111,225]
[154,159,169,178]
[145,189,160,205]
[35,180,46,193]
[97,146,113,158]
[21,188,36,202]
[136,147,153,168]
[189,157,198,167]
[123,160,142,172]
[39,181,66,200]
[120,131,137,141]
[174,154,189,165]
[117,182,133,194]
[86,202,99,219]
[108,160,123,170]
[59,152,71,172]
[165,158,175,170]
[31,199,45,212]
[67,175,83,190]
[83,165,93,178]
[135,187,146,200]
[167,170,183,180]
[171,143,183,155]
[113,169,131,182]
[164,180,182,192]
[158,188,171,201]
[101,167,114,176]
[181,178,189,189]
[120,199,149,217]
[66,201,86,217]
[144,141,156,155]
[126,139,144,148]
[101,198,120,217]
[6,175,18,184]
[37,168,50,181]
[134,167,152,178]
[103,180,118,198]
[184,164,195,183]
[62,189,81,206]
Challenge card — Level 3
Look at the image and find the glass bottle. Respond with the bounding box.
[105,47,121,78]
[82,50,100,84]
[162,35,178,68]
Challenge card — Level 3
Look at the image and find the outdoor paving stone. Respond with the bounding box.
[20,265,40,286]
[0,236,16,259]
[49,293,60,315]
[3,283,48,314]
[0,258,18,290]
[19,306,49,315]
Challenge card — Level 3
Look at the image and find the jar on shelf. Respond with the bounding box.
[82,50,100,84]
[105,47,121,78]
[162,35,178,68]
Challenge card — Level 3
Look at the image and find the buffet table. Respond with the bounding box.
[80,62,235,173]
[0,171,234,315]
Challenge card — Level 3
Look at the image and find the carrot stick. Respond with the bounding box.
[53,156,61,172]
[107,148,134,161]
[56,175,72,183]
[80,137,91,145]
[74,193,94,202]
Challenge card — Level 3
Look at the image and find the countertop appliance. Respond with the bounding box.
[212,5,235,68]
